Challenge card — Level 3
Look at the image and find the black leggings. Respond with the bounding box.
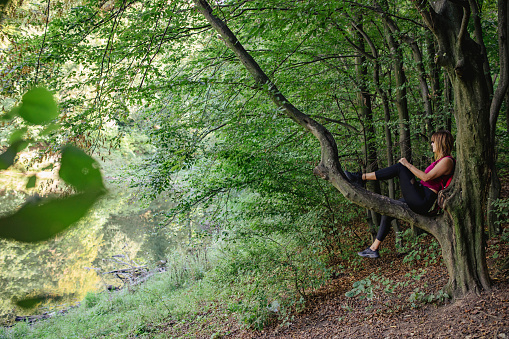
[374,163,437,242]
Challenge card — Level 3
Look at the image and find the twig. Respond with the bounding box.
[35,0,51,85]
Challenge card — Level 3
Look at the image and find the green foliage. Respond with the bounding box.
[17,87,59,125]
[0,86,108,310]
[345,277,374,300]
[25,175,36,189]
[408,287,449,308]
[0,140,24,170]
[83,292,100,309]
[345,271,450,309]
[400,230,441,267]
[492,198,509,227]
[0,87,106,244]
[206,202,333,328]
[0,191,103,242]
[59,145,105,193]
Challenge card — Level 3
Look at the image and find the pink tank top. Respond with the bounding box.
[421,156,455,192]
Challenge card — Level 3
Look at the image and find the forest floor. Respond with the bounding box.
[242,239,509,339]
[158,181,509,338]
[159,234,509,339]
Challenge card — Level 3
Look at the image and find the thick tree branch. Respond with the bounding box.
[192,0,340,172]
[457,4,470,50]
[409,0,436,31]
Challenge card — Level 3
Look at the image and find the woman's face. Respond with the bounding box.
[431,140,436,153]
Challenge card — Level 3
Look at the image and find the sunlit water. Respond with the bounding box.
[0,183,179,326]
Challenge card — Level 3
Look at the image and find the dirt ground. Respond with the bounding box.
[241,248,509,339]
[229,177,509,338]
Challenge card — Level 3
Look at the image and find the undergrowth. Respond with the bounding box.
[0,211,334,338]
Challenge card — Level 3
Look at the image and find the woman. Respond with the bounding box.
[345,130,455,258]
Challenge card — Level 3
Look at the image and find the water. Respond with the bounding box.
[0,184,180,326]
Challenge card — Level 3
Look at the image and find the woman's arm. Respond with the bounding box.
[399,157,454,182]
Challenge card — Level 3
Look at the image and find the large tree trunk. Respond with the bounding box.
[413,0,493,295]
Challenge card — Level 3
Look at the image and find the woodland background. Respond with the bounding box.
[0,0,508,337]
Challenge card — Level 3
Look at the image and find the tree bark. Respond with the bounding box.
[412,0,493,295]
[383,15,420,238]
[487,0,509,235]
[354,21,382,237]
[444,76,453,131]
[352,21,400,243]
[383,18,412,162]
[426,32,442,131]
[387,18,434,139]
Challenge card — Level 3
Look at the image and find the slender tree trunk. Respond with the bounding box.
[444,76,453,131]
[354,22,381,237]
[408,38,433,139]
[383,20,412,162]
[506,93,509,132]
[392,23,434,139]
[353,21,399,244]
[427,32,441,132]
[469,0,494,97]
[487,0,509,236]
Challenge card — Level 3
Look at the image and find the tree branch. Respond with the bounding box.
[457,4,470,50]
[311,115,360,134]
[192,0,340,173]
[409,0,436,31]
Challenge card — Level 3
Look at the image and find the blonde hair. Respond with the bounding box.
[431,130,454,160]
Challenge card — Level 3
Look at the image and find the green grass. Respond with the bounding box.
[0,272,218,339]
[0,226,333,338]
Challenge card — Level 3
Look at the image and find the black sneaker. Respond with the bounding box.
[358,247,380,258]
[344,171,364,187]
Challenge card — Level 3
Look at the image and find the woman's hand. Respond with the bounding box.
[399,157,410,168]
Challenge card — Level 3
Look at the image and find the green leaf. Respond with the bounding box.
[14,294,64,309]
[15,297,45,309]
[1,106,19,120]
[26,175,37,189]
[41,123,61,136]
[19,87,59,125]
[9,127,27,144]
[59,145,105,192]
[0,140,25,170]
[0,191,104,242]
